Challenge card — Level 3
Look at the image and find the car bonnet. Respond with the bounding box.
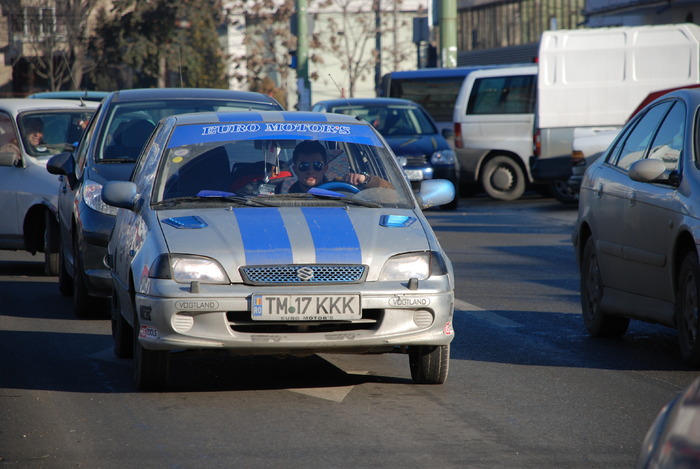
[383,134,448,157]
[157,207,431,280]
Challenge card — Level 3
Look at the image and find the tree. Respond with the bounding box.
[88,0,228,90]
[312,0,412,98]
[1,0,101,91]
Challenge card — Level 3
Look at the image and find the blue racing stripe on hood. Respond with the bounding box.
[302,207,361,264]
[234,208,293,265]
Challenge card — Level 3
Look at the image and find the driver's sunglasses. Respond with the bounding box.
[297,161,325,172]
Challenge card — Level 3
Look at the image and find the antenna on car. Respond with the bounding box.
[328,74,362,121]
[61,52,87,107]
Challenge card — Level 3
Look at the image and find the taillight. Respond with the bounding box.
[533,129,541,157]
[571,150,586,166]
[454,123,463,148]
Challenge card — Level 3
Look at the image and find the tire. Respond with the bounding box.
[549,178,579,205]
[72,235,107,318]
[676,251,700,366]
[133,321,170,391]
[43,211,59,276]
[57,246,73,296]
[111,294,133,359]
[409,344,450,384]
[480,155,526,201]
[580,237,629,337]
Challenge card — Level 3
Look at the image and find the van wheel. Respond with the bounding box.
[549,179,579,204]
[676,251,700,366]
[481,155,525,201]
[580,237,629,337]
[409,345,449,384]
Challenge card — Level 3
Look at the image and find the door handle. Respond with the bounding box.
[629,191,636,207]
[60,185,67,194]
[594,182,603,198]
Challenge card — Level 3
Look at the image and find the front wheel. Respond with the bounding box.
[676,251,700,366]
[480,155,526,201]
[57,246,73,296]
[580,237,629,337]
[43,211,59,276]
[409,344,449,384]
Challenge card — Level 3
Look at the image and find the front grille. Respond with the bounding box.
[404,155,428,166]
[226,309,382,333]
[241,265,366,285]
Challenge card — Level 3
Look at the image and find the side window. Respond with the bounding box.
[647,101,685,171]
[0,112,20,166]
[74,107,99,177]
[467,75,535,115]
[610,101,673,171]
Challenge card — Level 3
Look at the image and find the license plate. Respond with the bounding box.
[404,169,424,181]
[251,294,361,321]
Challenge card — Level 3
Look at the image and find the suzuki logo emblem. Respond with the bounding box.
[296,266,314,281]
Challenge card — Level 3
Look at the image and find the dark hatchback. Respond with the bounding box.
[47,88,284,317]
[311,97,459,209]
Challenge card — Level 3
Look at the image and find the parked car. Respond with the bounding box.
[573,88,700,365]
[311,97,459,209]
[28,91,110,103]
[636,376,700,469]
[46,88,284,318]
[0,98,97,274]
[102,110,456,390]
[568,84,700,197]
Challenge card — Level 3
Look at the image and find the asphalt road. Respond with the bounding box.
[1,194,697,468]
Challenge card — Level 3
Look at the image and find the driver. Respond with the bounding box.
[287,140,391,193]
[24,117,48,154]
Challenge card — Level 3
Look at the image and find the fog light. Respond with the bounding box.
[172,313,194,332]
[413,310,434,328]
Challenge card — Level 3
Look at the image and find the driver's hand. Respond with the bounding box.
[343,173,367,185]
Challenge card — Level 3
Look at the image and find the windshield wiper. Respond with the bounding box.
[152,195,262,208]
[272,192,382,208]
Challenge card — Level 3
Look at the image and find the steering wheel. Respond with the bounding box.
[316,181,360,194]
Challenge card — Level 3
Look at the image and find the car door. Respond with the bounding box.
[0,111,21,240]
[589,101,673,294]
[619,100,685,303]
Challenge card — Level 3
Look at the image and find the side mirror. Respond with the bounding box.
[46,151,74,176]
[629,159,668,183]
[102,181,138,211]
[417,179,455,209]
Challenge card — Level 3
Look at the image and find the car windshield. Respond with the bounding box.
[151,120,415,209]
[330,104,438,136]
[97,99,279,162]
[19,110,94,157]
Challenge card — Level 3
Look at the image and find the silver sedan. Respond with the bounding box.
[103,111,456,390]
[573,88,700,365]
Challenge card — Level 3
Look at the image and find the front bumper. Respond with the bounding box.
[134,280,455,354]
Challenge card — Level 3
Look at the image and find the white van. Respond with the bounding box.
[453,65,537,200]
[532,23,700,202]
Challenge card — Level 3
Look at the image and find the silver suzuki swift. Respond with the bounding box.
[103,110,456,390]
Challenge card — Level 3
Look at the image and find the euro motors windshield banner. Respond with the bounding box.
[167,114,384,148]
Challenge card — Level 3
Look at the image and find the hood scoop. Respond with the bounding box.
[162,216,208,229]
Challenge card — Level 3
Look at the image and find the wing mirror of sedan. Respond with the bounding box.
[628,159,673,184]
[102,181,138,211]
[417,179,455,209]
[46,151,77,187]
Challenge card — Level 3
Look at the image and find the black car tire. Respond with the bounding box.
[133,322,170,391]
[57,245,73,296]
[43,211,59,276]
[676,251,700,366]
[480,155,526,201]
[112,294,133,359]
[549,178,579,205]
[580,237,629,337]
[409,344,449,384]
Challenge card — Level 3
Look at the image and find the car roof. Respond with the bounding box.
[106,88,283,108]
[0,98,99,114]
[314,97,418,107]
[169,110,365,126]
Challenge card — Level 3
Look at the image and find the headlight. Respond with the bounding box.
[149,254,230,284]
[431,149,455,166]
[83,179,118,216]
[379,251,448,281]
